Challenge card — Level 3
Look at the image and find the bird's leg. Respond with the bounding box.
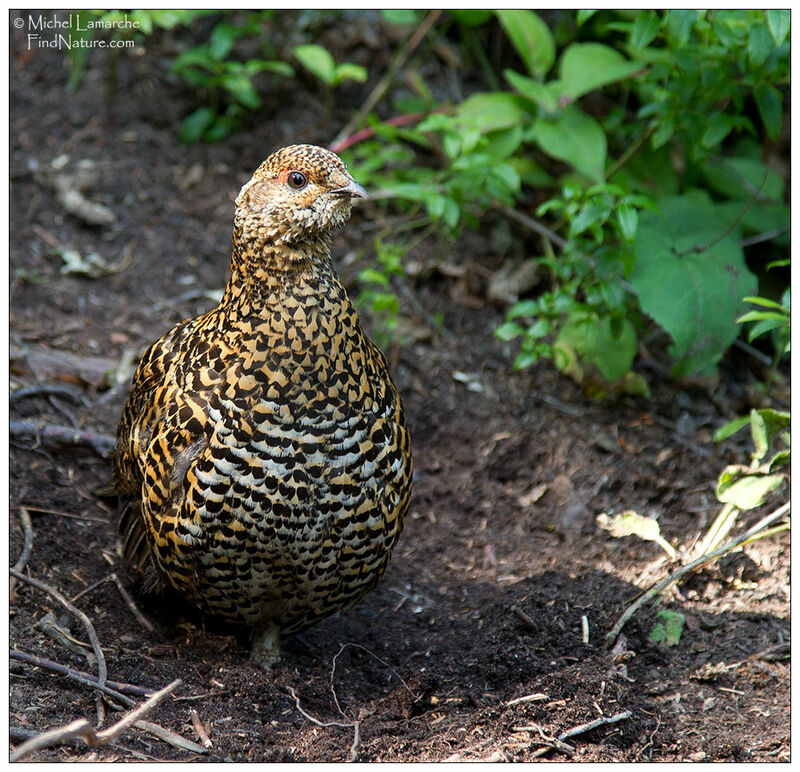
[251,622,282,668]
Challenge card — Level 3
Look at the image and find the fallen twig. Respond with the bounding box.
[10,420,116,457]
[494,202,567,250]
[521,723,576,758]
[287,686,360,763]
[10,678,181,761]
[9,568,107,689]
[10,508,34,600]
[110,573,155,633]
[11,383,88,405]
[12,646,134,707]
[34,611,98,670]
[10,648,155,698]
[506,693,548,707]
[20,504,109,524]
[190,708,213,749]
[605,502,790,647]
[134,719,209,755]
[558,710,632,742]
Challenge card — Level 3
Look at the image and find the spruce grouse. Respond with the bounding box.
[113,144,413,664]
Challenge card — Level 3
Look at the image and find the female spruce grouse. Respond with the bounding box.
[113,145,412,665]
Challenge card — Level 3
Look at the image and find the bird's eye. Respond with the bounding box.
[287,171,308,189]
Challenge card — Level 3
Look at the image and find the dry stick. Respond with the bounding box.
[11,648,134,707]
[21,504,109,524]
[558,710,632,742]
[109,573,155,633]
[10,649,155,698]
[10,383,87,404]
[10,508,34,600]
[331,9,443,149]
[133,720,209,755]
[494,202,567,250]
[9,568,107,689]
[605,501,791,647]
[190,708,213,749]
[9,678,181,762]
[10,420,116,457]
[287,686,360,763]
[71,574,115,602]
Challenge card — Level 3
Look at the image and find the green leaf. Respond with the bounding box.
[555,312,637,381]
[222,74,260,109]
[754,83,783,140]
[359,268,389,286]
[450,10,492,27]
[651,117,674,150]
[717,470,785,509]
[750,408,791,461]
[666,10,702,44]
[576,10,597,26]
[569,203,607,238]
[483,126,523,160]
[631,191,758,376]
[495,10,555,78]
[514,350,540,369]
[457,92,528,133]
[767,9,791,46]
[649,609,685,648]
[701,112,735,149]
[209,22,240,61]
[748,22,774,68]
[557,43,643,100]
[630,11,661,49]
[713,415,752,442]
[746,317,785,343]
[294,44,336,85]
[702,156,784,203]
[504,69,559,113]
[507,299,539,319]
[495,321,526,341]
[180,106,215,143]
[737,310,788,324]
[381,9,418,25]
[245,59,294,78]
[533,106,607,181]
[616,205,638,242]
[597,510,676,558]
[334,63,368,85]
[742,295,788,311]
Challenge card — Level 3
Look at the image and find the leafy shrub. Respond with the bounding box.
[349,9,789,384]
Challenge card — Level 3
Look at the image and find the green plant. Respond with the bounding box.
[354,240,406,348]
[293,44,367,87]
[170,14,294,142]
[737,288,790,382]
[351,9,789,388]
[603,405,789,646]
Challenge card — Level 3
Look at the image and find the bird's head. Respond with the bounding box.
[234,144,366,255]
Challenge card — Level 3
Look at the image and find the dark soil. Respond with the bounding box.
[9,13,789,762]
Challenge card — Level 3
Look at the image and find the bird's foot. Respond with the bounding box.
[251,623,282,669]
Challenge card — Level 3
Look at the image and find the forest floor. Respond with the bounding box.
[9,15,790,762]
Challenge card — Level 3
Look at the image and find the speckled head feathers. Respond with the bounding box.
[234,145,366,256]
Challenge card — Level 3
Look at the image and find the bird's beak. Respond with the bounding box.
[332,179,368,199]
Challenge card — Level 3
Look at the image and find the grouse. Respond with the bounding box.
[113,144,413,664]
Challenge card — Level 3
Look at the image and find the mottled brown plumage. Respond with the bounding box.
[113,145,412,664]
